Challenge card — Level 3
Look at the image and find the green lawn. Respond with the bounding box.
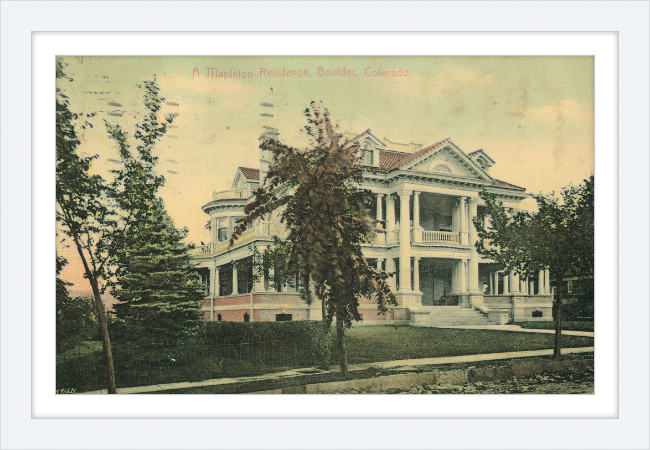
[341,326,594,364]
[57,326,594,393]
[515,321,594,332]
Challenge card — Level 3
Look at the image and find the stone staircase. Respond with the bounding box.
[410,306,500,326]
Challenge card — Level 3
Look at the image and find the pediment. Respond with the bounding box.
[352,129,385,150]
[406,144,493,181]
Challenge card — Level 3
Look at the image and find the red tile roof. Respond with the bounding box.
[492,179,525,191]
[378,138,451,172]
[239,167,260,180]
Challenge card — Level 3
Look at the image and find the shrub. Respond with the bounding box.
[198,320,331,366]
[56,296,98,354]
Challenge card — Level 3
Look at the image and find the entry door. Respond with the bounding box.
[433,264,452,305]
[419,261,435,306]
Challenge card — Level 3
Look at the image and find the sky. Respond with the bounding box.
[56,55,594,290]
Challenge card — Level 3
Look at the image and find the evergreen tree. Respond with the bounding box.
[233,103,396,376]
[106,79,203,341]
[475,175,594,359]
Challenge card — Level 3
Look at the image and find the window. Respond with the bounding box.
[362,141,374,166]
[219,263,233,296]
[362,150,373,165]
[217,217,229,242]
[237,257,253,294]
[276,313,293,322]
[439,214,453,232]
[394,258,400,291]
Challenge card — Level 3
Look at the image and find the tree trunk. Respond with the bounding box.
[73,239,117,394]
[336,313,348,378]
[554,275,564,360]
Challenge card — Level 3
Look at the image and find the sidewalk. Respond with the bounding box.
[427,324,594,338]
[80,345,594,395]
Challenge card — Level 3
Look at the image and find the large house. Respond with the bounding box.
[191,128,553,326]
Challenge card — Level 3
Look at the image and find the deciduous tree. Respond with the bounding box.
[475,175,594,359]
[233,103,396,376]
[56,59,118,392]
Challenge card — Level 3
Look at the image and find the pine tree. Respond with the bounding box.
[111,203,203,340]
[106,79,203,342]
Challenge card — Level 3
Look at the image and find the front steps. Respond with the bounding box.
[410,306,501,326]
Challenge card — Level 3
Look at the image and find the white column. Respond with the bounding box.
[530,278,535,295]
[398,191,412,292]
[510,271,520,293]
[386,194,395,240]
[377,258,385,272]
[503,272,509,295]
[413,191,422,242]
[544,268,550,294]
[232,263,239,295]
[489,272,495,295]
[375,193,386,244]
[468,198,480,293]
[538,270,545,296]
[215,266,221,297]
[376,193,384,224]
[459,197,469,245]
[386,257,397,292]
[209,266,217,297]
[459,260,467,293]
[211,266,218,322]
[414,256,421,293]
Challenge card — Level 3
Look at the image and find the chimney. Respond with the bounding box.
[258,126,279,185]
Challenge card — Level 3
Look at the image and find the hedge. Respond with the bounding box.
[198,320,331,366]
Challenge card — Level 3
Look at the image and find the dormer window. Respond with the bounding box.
[468,149,495,172]
[361,141,375,166]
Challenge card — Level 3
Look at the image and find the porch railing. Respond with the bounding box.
[212,188,254,201]
[420,230,460,244]
[191,222,285,257]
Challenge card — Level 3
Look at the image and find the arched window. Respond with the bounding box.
[429,163,452,174]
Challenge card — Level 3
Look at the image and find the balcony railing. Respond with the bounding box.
[420,230,460,244]
[191,222,285,257]
[212,188,253,201]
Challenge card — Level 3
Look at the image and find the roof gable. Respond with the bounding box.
[232,167,260,189]
[350,129,385,148]
[378,138,493,182]
[467,149,496,171]
[407,144,492,181]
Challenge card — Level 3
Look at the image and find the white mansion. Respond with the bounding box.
[191,129,553,326]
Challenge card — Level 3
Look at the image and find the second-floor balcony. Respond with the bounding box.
[191,222,286,258]
[364,228,464,247]
[212,188,254,201]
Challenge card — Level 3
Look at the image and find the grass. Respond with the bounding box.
[57,326,594,393]
[515,321,594,332]
[151,352,595,394]
[341,326,594,364]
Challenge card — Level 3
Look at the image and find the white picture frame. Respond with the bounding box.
[2,1,648,449]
